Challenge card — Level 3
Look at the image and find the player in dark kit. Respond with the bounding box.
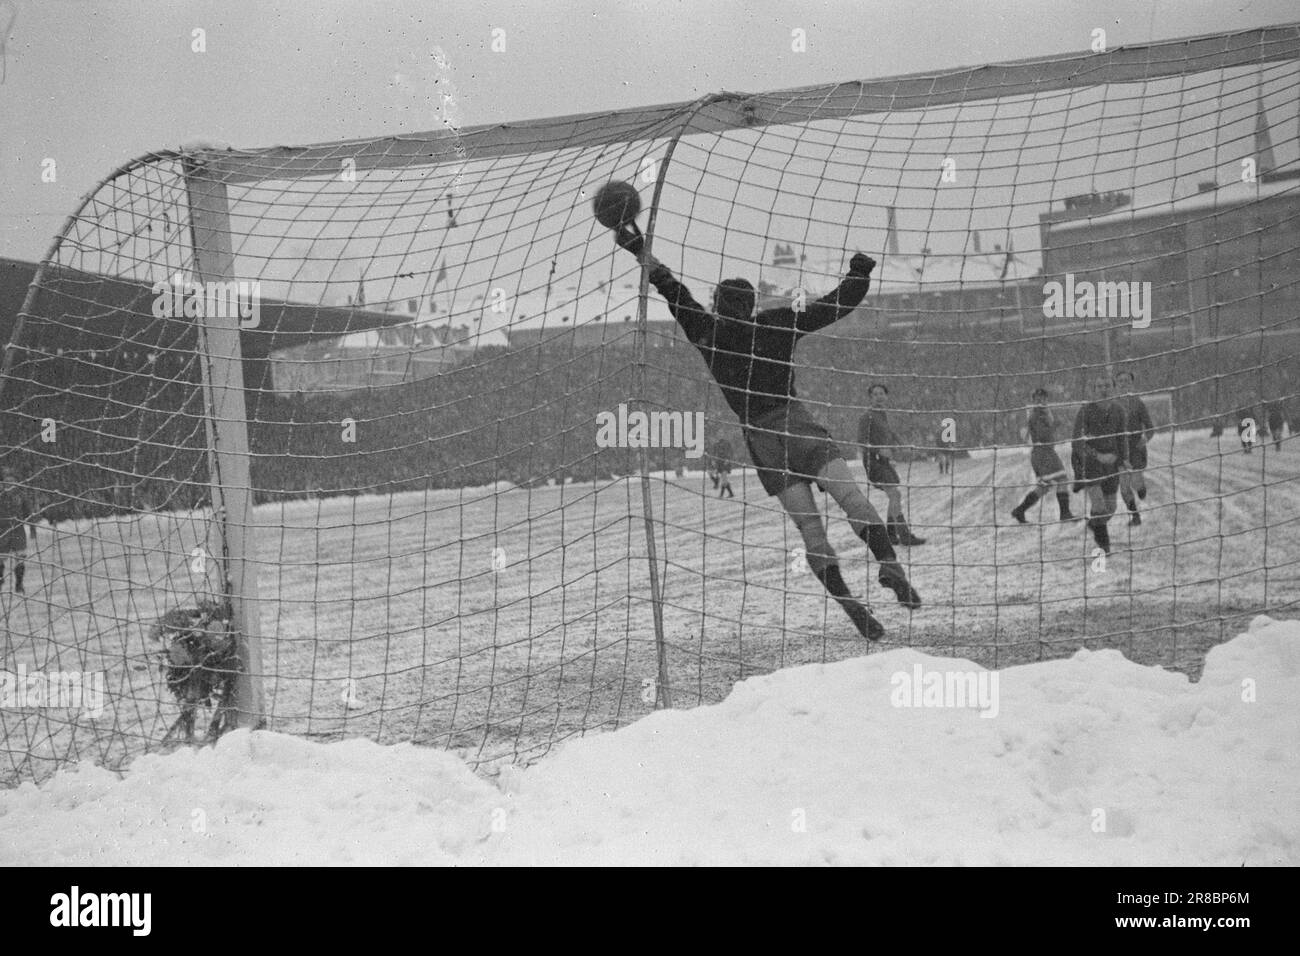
[1266,401,1287,449]
[1113,370,1154,526]
[613,233,920,642]
[935,422,956,475]
[1011,388,1075,523]
[858,385,925,545]
[1071,373,1129,555]
[1237,405,1257,453]
[707,438,736,498]
[0,467,37,595]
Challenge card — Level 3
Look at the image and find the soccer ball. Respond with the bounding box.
[592,180,641,229]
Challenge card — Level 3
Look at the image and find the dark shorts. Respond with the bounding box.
[1030,445,1067,481]
[865,457,900,488]
[1078,452,1121,496]
[743,401,841,497]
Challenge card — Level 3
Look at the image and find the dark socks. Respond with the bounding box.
[812,562,883,640]
[860,523,898,563]
[1013,490,1041,518]
[813,562,852,598]
[1056,492,1073,519]
[1088,517,1111,553]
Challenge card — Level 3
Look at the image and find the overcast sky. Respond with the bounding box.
[1,0,1296,262]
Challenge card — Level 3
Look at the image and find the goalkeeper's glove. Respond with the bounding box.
[615,226,645,258]
[849,252,877,277]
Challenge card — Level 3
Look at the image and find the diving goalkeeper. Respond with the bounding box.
[613,231,921,642]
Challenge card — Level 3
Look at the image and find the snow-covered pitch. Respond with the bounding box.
[2,430,1296,783]
[1,614,1296,865]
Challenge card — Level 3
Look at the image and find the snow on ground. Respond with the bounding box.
[2,615,1296,866]
[7,429,1294,777]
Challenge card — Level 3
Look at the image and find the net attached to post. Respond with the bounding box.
[2,25,1298,786]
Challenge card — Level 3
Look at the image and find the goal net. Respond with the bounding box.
[2,25,1298,785]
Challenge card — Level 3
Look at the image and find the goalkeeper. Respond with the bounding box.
[614,231,921,642]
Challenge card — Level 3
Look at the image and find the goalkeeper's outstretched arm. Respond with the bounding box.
[616,235,713,345]
[795,253,876,334]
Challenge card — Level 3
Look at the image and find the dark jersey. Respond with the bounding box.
[1026,406,1057,445]
[648,265,871,424]
[1072,401,1129,459]
[1116,395,1153,444]
[858,409,898,461]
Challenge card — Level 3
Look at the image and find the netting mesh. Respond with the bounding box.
[2,27,1298,785]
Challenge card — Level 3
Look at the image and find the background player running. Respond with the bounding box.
[1266,400,1288,449]
[857,384,925,546]
[0,466,38,595]
[1237,404,1258,454]
[1011,387,1076,524]
[1071,372,1129,555]
[706,438,736,498]
[1113,370,1153,526]
[612,227,921,642]
[935,418,956,476]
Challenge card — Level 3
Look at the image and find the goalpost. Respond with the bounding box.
[2,25,1298,785]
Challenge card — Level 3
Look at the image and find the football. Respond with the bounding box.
[592,180,641,229]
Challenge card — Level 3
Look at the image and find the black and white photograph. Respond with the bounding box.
[0,0,1296,898]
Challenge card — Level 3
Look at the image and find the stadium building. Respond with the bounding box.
[1040,175,1300,342]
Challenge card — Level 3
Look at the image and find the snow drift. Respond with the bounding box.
[2,616,1296,866]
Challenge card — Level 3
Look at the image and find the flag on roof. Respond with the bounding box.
[1000,235,1017,281]
[772,243,798,267]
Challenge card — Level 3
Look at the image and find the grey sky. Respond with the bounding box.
[1,0,1296,262]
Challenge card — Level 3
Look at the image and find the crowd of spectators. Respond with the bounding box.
[2,333,1293,519]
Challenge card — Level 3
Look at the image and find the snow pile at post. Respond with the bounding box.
[2,617,1297,866]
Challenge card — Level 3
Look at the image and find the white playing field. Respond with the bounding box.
[2,430,1297,785]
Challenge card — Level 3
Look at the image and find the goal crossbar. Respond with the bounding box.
[195,24,1300,185]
